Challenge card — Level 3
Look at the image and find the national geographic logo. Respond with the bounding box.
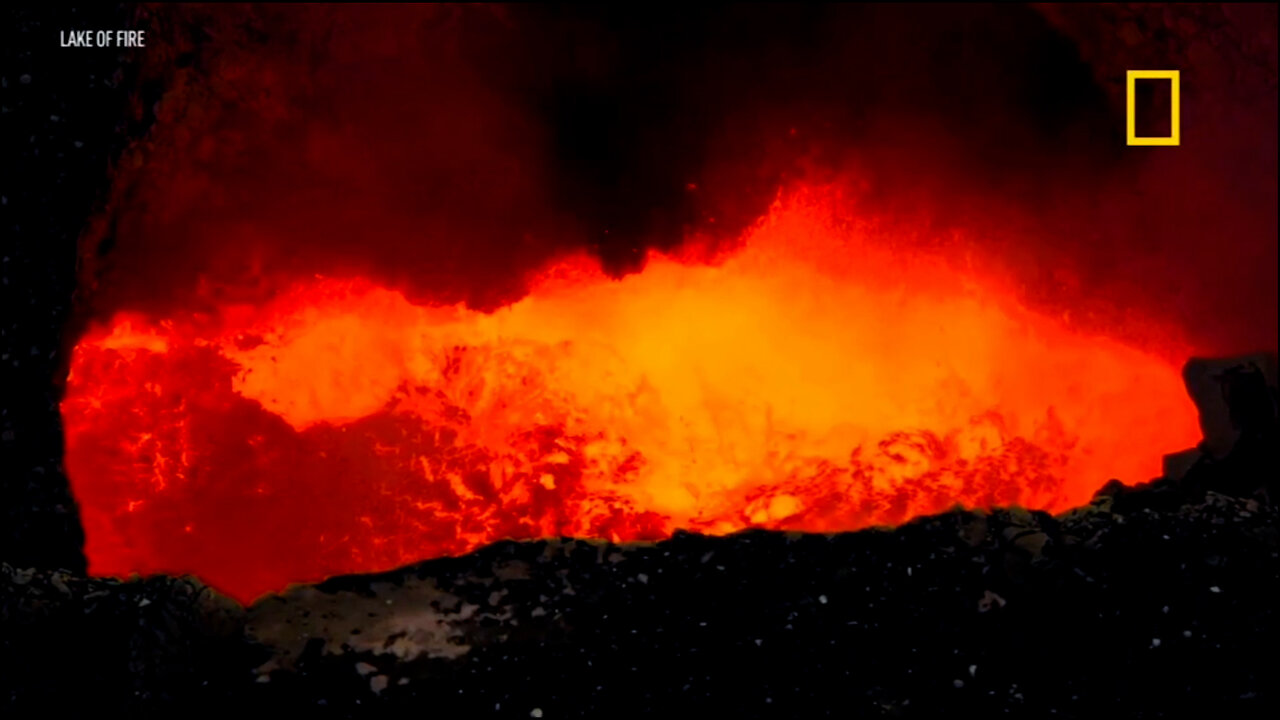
[1126,70,1180,146]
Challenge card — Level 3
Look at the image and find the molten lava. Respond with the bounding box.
[62,192,1200,602]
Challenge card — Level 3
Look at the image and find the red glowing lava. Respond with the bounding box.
[62,191,1200,602]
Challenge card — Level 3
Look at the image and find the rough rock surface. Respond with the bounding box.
[2,4,142,572]
[4,449,1277,717]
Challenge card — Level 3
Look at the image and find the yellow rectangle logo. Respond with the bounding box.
[1127,70,1180,146]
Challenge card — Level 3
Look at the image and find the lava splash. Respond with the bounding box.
[62,192,1200,602]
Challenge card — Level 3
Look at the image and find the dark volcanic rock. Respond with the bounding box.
[1183,354,1279,460]
[4,471,1277,718]
[1,4,141,572]
[0,565,251,712]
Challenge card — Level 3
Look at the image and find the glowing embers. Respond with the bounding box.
[61,194,1200,602]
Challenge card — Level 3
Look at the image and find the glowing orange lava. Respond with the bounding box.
[62,192,1200,602]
